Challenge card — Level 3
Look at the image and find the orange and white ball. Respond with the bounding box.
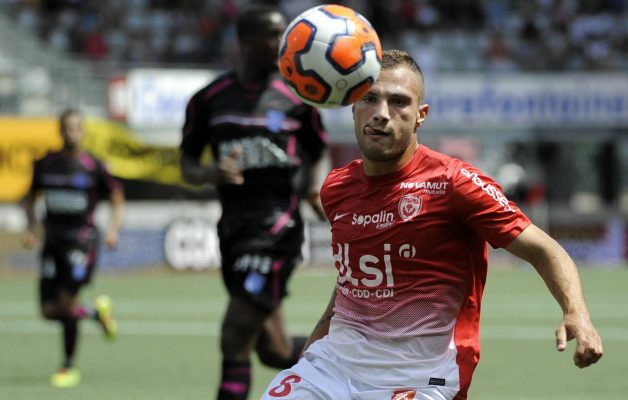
[278,5,382,108]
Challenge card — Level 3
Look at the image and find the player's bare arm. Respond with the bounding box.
[180,146,244,186]
[301,288,336,356]
[104,189,125,248]
[505,223,603,368]
[22,191,39,248]
[306,149,330,220]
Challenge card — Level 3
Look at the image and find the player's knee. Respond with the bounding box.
[257,347,292,369]
[257,336,305,369]
[220,326,253,358]
[40,304,58,320]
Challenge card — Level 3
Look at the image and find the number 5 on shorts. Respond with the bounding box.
[268,374,302,397]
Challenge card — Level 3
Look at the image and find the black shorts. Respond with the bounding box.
[221,251,301,312]
[218,208,305,311]
[39,231,99,303]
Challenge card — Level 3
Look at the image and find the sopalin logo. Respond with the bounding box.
[352,211,395,229]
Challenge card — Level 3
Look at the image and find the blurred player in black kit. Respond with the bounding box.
[22,108,125,388]
[179,5,329,400]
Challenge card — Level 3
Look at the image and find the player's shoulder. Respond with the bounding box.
[327,159,362,182]
[322,160,362,196]
[78,151,105,171]
[192,71,237,102]
[417,145,466,179]
[35,150,62,167]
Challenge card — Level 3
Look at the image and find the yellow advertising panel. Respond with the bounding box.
[82,118,183,184]
[0,118,62,202]
[0,117,196,203]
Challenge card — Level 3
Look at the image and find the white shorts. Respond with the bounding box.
[260,352,458,400]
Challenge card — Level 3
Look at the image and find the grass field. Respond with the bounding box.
[0,266,627,400]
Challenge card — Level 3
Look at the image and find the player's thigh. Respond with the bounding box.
[38,244,67,305]
[260,370,326,400]
[257,305,290,352]
[260,354,350,400]
[220,296,270,356]
[220,247,300,312]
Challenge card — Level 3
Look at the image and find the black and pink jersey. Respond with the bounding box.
[180,71,328,257]
[180,71,328,215]
[29,151,121,243]
[316,144,530,399]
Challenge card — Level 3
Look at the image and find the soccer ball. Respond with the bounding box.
[278,4,382,108]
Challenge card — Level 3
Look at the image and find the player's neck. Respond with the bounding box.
[62,146,81,157]
[237,66,273,86]
[362,140,419,177]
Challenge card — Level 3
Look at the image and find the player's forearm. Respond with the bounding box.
[22,195,37,231]
[307,149,330,195]
[109,190,125,233]
[532,240,590,316]
[303,288,336,353]
[508,224,590,316]
[180,154,220,185]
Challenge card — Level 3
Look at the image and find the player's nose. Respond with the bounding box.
[372,100,390,122]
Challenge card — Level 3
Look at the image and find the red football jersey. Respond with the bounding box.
[318,144,530,398]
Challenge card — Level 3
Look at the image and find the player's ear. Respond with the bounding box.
[416,104,429,129]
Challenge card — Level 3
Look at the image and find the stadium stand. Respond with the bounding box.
[3,0,627,72]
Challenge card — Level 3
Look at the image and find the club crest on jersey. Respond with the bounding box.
[398,194,422,221]
[266,110,286,133]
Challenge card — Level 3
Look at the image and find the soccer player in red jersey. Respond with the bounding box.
[22,109,124,387]
[262,50,602,400]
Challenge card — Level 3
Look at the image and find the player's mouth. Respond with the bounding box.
[364,126,391,137]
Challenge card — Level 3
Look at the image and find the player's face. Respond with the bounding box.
[352,66,428,172]
[246,12,287,72]
[61,113,84,150]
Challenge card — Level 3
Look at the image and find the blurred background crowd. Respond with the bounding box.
[5,0,628,71]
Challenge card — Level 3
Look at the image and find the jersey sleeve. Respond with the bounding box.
[296,106,328,162]
[97,159,123,198]
[451,162,531,249]
[180,89,210,159]
[28,158,42,194]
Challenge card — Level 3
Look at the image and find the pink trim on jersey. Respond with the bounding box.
[78,226,91,243]
[204,78,234,100]
[210,114,301,131]
[220,382,247,394]
[286,135,296,159]
[78,153,96,171]
[271,259,285,307]
[270,195,298,235]
[310,108,329,143]
[271,78,302,105]
[183,78,234,138]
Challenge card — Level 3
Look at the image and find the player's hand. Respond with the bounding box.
[306,191,326,221]
[218,145,244,185]
[22,229,37,248]
[104,229,119,249]
[555,312,603,368]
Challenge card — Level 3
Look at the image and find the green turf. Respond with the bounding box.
[0,267,626,399]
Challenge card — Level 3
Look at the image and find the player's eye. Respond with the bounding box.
[390,97,410,107]
[361,94,376,103]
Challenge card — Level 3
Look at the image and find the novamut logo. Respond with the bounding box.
[400,181,449,195]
